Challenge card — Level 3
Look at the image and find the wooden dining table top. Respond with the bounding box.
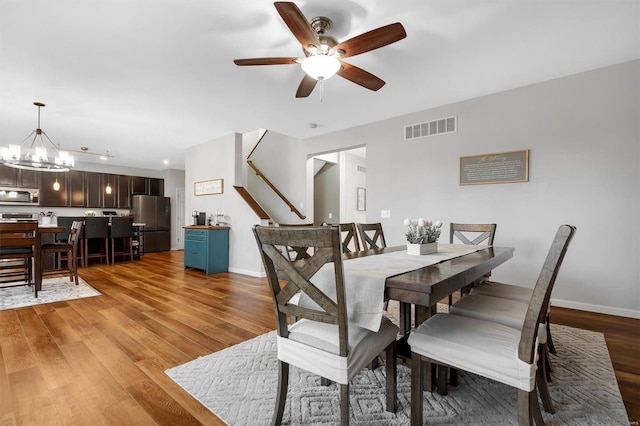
[343,244,515,322]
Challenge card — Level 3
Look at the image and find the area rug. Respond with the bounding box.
[166,324,628,425]
[0,276,101,310]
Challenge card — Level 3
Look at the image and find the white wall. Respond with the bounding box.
[339,151,367,224]
[185,133,263,276]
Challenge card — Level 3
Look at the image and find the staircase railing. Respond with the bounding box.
[247,160,306,220]
[233,186,270,220]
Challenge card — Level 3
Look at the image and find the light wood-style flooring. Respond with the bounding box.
[1,250,638,424]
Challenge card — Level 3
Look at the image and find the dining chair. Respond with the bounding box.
[448,223,497,304]
[55,216,84,268]
[83,216,110,267]
[41,220,83,284]
[338,223,361,253]
[110,216,134,263]
[357,223,386,250]
[253,225,398,425]
[277,223,314,261]
[408,224,575,426]
[0,221,39,296]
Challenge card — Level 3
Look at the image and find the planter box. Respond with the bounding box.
[406,242,438,255]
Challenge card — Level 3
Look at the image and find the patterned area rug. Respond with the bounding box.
[0,276,101,310]
[166,324,628,425]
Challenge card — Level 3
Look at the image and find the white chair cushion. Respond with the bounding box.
[408,313,537,391]
[450,294,547,344]
[277,316,399,384]
[471,281,533,302]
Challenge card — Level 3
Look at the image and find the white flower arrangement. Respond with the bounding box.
[404,218,442,244]
[85,210,96,217]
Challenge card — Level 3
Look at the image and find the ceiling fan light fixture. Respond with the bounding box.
[301,55,341,80]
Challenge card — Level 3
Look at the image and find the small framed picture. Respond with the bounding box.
[194,178,224,196]
[357,187,366,211]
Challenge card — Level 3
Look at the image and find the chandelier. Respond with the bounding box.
[0,102,74,172]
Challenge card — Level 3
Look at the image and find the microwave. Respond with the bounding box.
[0,187,39,206]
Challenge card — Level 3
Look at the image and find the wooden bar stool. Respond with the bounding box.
[83,217,110,267]
[110,217,134,263]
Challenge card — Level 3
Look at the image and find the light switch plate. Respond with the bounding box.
[381,210,391,218]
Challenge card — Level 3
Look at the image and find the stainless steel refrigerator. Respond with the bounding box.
[131,195,171,252]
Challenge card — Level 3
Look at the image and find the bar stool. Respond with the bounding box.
[83,217,110,267]
[110,216,134,263]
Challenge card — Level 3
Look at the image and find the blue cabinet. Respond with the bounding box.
[184,226,229,274]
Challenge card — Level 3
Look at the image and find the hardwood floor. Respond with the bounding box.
[1,250,638,425]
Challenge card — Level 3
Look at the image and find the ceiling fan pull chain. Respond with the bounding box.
[319,77,324,102]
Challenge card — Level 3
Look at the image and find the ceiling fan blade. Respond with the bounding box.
[337,62,385,91]
[274,2,320,52]
[296,74,318,98]
[330,23,406,58]
[234,57,299,66]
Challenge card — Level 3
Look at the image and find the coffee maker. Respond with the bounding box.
[192,211,198,226]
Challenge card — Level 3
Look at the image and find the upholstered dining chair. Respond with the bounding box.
[110,216,134,263]
[83,216,110,267]
[338,223,361,253]
[41,220,83,284]
[253,225,398,425]
[357,223,386,250]
[0,221,39,296]
[408,224,575,426]
[448,223,497,304]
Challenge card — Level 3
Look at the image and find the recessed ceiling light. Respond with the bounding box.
[99,155,107,160]
[163,160,169,165]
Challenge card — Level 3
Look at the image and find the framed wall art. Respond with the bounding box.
[194,178,224,195]
[459,149,529,185]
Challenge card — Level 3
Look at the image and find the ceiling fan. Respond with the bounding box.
[233,2,407,98]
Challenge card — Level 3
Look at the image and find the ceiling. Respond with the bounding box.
[1,1,637,171]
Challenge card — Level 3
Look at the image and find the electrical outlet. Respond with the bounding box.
[381,210,391,218]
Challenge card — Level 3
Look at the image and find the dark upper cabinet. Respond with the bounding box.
[85,172,103,208]
[148,178,164,196]
[40,173,68,207]
[131,176,147,195]
[0,165,39,188]
[117,175,131,209]
[103,174,117,208]
[68,170,86,207]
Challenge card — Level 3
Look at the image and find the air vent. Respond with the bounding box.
[356,165,366,173]
[404,116,456,140]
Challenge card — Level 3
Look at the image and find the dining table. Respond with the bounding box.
[340,243,516,392]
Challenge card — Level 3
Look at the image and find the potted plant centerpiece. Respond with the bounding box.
[404,218,442,255]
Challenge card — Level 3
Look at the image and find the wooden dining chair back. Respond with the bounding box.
[83,216,110,267]
[55,216,84,268]
[449,223,497,246]
[338,222,360,253]
[408,224,576,425]
[0,220,39,296]
[277,223,314,261]
[110,216,134,263]
[253,225,398,425]
[357,223,386,250]
[448,223,497,304]
[41,220,83,284]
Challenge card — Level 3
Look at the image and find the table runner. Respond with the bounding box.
[298,244,487,331]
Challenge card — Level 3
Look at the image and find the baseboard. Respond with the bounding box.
[551,297,640,319]
[228,267,265,278]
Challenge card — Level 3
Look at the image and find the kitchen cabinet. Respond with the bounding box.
[103,174,117,208]
[68,170,86,207]
[39,172,68,207]
[117,175,131,209]
[183,226,229,274]
[85,172,103,208]
[0,165,39,188]
[131,176,147,195]
[148,178,164,196]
